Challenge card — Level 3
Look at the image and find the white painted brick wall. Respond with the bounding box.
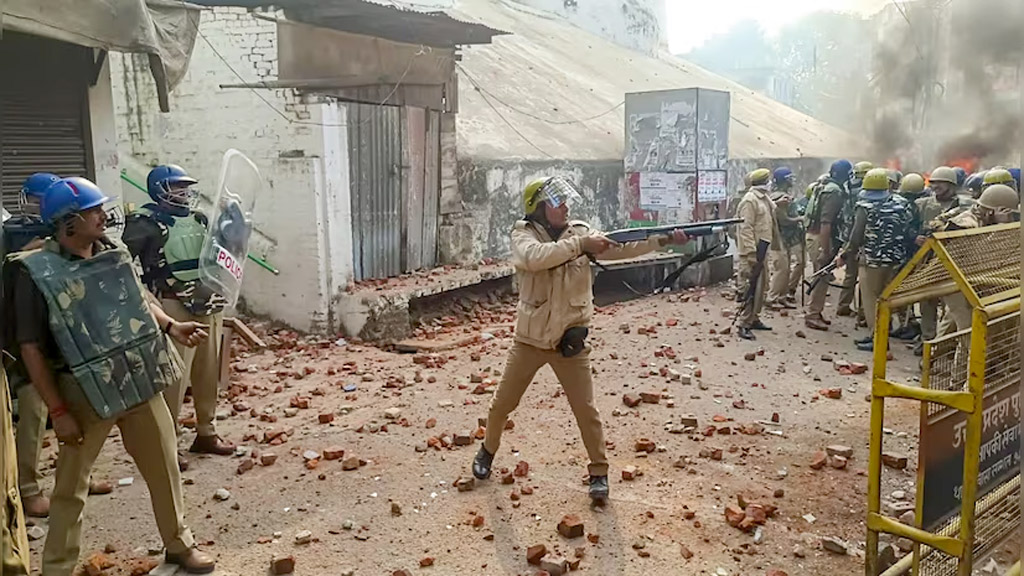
[110,7,347,332]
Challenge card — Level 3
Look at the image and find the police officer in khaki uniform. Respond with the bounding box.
[470,176,689,502]
[6,174,114,519]
[933,184,1019,335]
[7,177,215,575]
[804,160,852,330]
[122,165,234,463]
[766,167,804,309]
[908,167,970,353]
[2,368,30,575]
[735,168,779,340]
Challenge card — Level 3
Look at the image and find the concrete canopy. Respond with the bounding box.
[451,0,866,162]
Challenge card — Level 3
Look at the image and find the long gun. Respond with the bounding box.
[803,260,839,295]
[603,218,744,244]
[733,239,770,326]
[591,218,741,296]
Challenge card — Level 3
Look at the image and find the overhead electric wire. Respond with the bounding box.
[456,62,624,126]
[178,0,426,128]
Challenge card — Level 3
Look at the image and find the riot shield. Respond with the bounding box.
[198,149,259,307]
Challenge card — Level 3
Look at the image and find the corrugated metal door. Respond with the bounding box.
[348,102,404,281]
[0,32,93,211]
[348,104,441,281]
[402,108,440,272]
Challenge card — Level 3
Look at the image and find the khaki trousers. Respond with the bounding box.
[859,265,899,332]
[939,294,973,336]
[44,390,193,576]
[484,341,608,476]
[15,383,47,498]
[767,244,804,302]
[737,257,767,328]
[805,233,831,318]
[2,370,30,575]
[839,256,860,312]
[160,299,223,437]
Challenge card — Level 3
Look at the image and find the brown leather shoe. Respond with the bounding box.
[805,316,830,331]
[88,479,114,495]
[165,548,216,574]
[189,434,236,456]
[22,493,49,518]
[836,306,854,317]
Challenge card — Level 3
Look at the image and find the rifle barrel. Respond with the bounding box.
[604,218,743,243]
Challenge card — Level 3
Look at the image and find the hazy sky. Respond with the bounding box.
[667,0,888,53]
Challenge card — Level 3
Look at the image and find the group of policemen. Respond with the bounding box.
[734,159,1021,351]
[2,166,234,575]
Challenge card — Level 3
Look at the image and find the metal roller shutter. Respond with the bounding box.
[0,31,93,211]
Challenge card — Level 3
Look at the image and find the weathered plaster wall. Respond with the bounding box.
[455,159,626,261]
[452,156,835,262]
[110,7,353,333]
[87,60,121,201]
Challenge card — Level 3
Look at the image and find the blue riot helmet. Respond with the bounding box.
[1009,168,1021,191]
[41,177,113,225]
[829,159,853,184]
[20,172,60,215]
[147,164,199,217]
[772,167,795,190]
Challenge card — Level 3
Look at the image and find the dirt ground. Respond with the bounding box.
[19,284,1020,576]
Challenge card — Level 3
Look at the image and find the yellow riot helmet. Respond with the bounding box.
[861,168,890,191]
[854,161,874,178]
[899,173,925,194]
[523,176,583,215]
[747,168,771,187]
[982,168,1015,189]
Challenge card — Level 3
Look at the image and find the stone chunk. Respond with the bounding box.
[640,391,661,404]
[826,445,853,458]
[271,555,295,575]
[821,536,848,555]
[623,394,642,408]
[882,452,909,470]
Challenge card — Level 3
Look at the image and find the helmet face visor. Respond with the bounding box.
[161,181,200,211]
[536,177,582,209]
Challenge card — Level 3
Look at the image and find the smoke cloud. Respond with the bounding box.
[864,0,1024,170]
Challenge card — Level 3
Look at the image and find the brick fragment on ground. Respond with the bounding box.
[810,450,828,470]
[557,514,584,538]
[527,544,548,565]
[271,555,296,575]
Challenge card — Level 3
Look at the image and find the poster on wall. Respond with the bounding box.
[639,172,696,212]
[624,90,697,173]
[697,170,729,202]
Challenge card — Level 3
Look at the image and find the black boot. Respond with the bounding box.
[750,320,772,331]
[737,327,756,340]
[589,475,609,501]
[472,446,494,480]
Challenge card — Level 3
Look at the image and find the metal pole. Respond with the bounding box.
[1018,54,1024,574]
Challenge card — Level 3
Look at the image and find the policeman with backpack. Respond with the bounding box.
[834,169,913,351]
[803,160,852,331]
[122,165,234,464]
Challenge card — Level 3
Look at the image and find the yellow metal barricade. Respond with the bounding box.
[866,223,1022,576]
